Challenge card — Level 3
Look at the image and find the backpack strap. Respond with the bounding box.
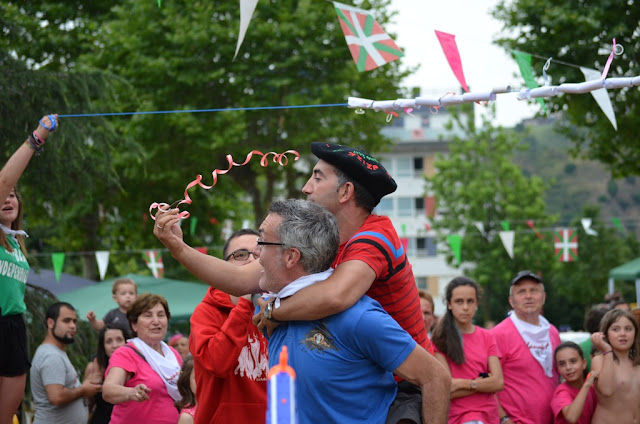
[123,344,148,363]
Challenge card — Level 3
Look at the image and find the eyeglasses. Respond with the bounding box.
[224,249,259,262]
[256,237,286,247]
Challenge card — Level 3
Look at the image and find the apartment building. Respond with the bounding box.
[375,105,465,317]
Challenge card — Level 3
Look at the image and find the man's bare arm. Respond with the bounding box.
[45,380,101,407]
[394,346,450,424]
[271,260,376,321]
[153,209,262,295]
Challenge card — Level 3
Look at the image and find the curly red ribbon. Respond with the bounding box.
[149,149,300,220]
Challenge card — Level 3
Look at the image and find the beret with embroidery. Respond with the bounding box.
[310,142,397,205]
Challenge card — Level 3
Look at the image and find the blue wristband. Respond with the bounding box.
[39,114,57,132]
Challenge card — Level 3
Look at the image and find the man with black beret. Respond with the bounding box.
[269,143,427,347]
[262,142,447,422]
[491,270,561,424]
[153,142,449,423]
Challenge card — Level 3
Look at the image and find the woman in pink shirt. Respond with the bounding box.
[103,293,183,424]
[432,277,504,424]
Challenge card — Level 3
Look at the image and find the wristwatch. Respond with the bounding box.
[470,379,478,390]
[264,299,280,322]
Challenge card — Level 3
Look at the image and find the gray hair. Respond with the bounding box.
[268,199,339,274]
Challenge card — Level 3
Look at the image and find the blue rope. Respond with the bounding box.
[57,103,349,118]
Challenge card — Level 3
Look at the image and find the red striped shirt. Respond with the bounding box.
[333,214,432,353]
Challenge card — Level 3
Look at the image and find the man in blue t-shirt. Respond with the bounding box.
[256,199,450,424]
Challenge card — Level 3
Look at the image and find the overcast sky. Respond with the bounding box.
[387,0,539,127]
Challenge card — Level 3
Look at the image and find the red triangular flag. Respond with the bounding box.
[526,219,544,239]
[434,30,469,92]
[399,237,409,252]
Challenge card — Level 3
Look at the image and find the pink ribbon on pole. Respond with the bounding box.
[601,38,616,80]
[150,149,300,220]
[434,30,469,92]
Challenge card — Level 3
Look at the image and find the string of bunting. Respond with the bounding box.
[444,217,631,265]
[38,214,633,282]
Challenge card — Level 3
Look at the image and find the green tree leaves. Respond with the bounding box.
[492,0,640,177]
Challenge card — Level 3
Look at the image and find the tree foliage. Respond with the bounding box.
[2,0,411,279]
[551,205,640,316]
[428,107,558,324]
[492,0,640,177]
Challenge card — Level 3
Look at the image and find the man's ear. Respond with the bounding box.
[508,296,515,310]
[46,317,55,331]
[285,247,302,269]
[338,182,355,204]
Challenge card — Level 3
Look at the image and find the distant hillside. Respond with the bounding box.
[511,119,640,235]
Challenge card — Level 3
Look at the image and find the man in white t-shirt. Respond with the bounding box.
[490,271,561,424]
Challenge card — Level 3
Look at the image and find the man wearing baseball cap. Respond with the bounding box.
[491,271,561,424]
[153,143,449,423]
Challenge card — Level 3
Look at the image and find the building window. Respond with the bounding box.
[375,198,393,216]
[395,157,412,178]
[413,157,424,177]
[414,237,437,257]
[426,237,437,256]
[397,197,413,217]
[414,197,424,217]
[415,276,428,290]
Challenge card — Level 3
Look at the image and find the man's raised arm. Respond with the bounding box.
[154,208,262,295]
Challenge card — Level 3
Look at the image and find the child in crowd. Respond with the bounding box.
[550,342,597,424]
[169,333,190,360]
[175,356,197,424]
[590,309,640,423]
[86,278,137,335]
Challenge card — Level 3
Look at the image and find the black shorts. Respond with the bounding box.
[0,314,31,377]
[386,380,422,424]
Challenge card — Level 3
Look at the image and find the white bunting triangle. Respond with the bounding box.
[95,251,110,280]
[499,231,515,259]
[580,67,617,130]
[581,218,598,236]
[234,0,260,60]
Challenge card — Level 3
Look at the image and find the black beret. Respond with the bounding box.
[510,270,542,286]
[310,142,397,205]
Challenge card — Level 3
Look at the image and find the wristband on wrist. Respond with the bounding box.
[32,131,45,145]
[25,135,44,155]
[603,350,613,356]
[500,416,510,424]
[264,299,281,323]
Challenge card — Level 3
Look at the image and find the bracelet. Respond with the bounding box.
[500,416,510,424]
[25,135,44,155]
[32,131,45,146]
[603,350,613,356]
